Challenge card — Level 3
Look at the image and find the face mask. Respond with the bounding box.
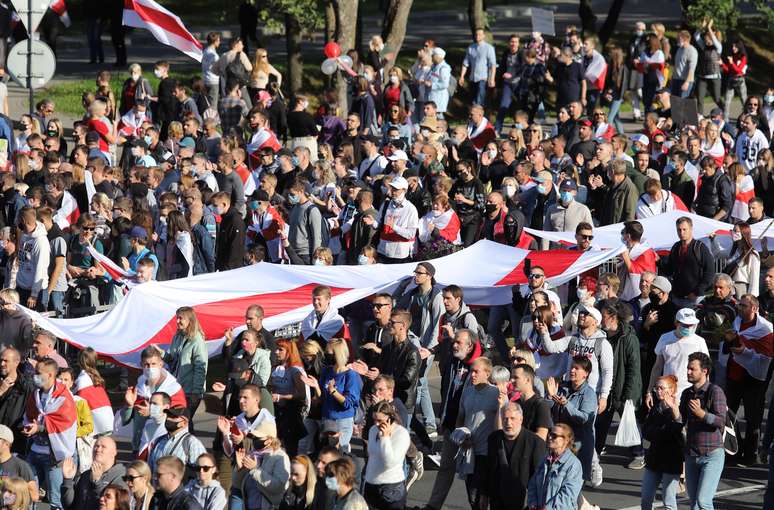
[131,72,141,81]
[131,147,140,157]
[291,156,300,167]
[164,419,180,433]
[357,255,370,265]
[389,75,399,85]
[288,194,301,205]
[513,122,524,130]
[325,476,339,492]
[323,353,337,366]
[420,129,431,138]
[230,376,248,388]
[560,191,573,203]
[503,185,516,198]
[144,367,161,381]
[392,195,405,206]
[253,438,266,450]
[432,209,443,217]
[635,30,644,36]
[416,152,426,163]
[2,493,15,506]
[648,292,660,306]
[150,404,164,420]
[144,135,153,146]
[732,231,742,242]
[577,288,588,300]
[487,149,498,160]
[249,200,260,211]
[154,68,163,78]
[313,258,326,266]
[29,160,40,171]
[765,95,774,104]
[450,137,461,147]
[537,184,547,195]
[678,326,692,337]
[47,129,58,137]
[485,203,498,215]
[33,374,45,388]
[302,101,309,110]
[621,235,628,245]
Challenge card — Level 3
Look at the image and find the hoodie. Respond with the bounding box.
[543,327,614,399]
[16,221,50,295]
[185,478,227,510]
[439,340,483,430]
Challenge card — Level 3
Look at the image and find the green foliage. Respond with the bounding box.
[256,0,325,32]
[685,0,774,32]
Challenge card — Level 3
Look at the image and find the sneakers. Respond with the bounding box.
[590,462,604,488]
[406,452,424,490]
[426,453,442,467]
[627,456,645,470]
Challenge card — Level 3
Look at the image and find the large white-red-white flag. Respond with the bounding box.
[20,240,624,367]
[122,0,203,62]
[584,49,607,91]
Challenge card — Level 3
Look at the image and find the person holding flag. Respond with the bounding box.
[73,347,114,436]
[581,37,607,116]
[618,220,658,301]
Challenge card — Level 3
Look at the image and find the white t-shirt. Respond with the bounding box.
[654,331,709,396]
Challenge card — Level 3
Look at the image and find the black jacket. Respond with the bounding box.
[62,463,127,509]
[638,298,680,386]
[345,207,378,265]
[693,171,733,220]
[362,322,393,368]
[0,374,33,454]
[150,485,203,510]
[0,311,33,354]
[377,336,421,413]
[663,239,714,299]
[479,159,517,190]
[643,401,684,475]
[215,207,246,271]
[484,429,546,510]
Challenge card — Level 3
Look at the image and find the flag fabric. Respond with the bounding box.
[49,0,71,27]
[20,240,624,367]
[25,381,77,462]
[74,372,114,435]
[52,191,80,230]
[731,174,755,221]
[418,209,461,245]
[122,0,203,62]
[724,315,774,381]
[584,49,608,90]
[246,128,282,170]
[86,244,139,288]
[618,242,658,301]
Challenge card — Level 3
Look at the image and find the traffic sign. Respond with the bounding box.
[10,0,49,34]
[6,39,56,89]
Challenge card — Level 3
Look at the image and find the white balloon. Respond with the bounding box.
[321,58,338,75]
[337,55,353,70]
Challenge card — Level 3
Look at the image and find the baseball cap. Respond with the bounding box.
[179,137,196,149]
[129,226,148,239]
[86,131,100,144]
[161,151,176,165]
[0,424,13,445]
[249,419,278,439]
[630,133,650,147]
[277,148,293,158]
[389,176,408,190]
[676,308,700,326]
[580,304,602,324]
[651,276,672,294]
[534,170,553,183]
[559,179,577,191]
[250,189,270,202]
[578,119,592,128]
[344,178,367,189]
[164,407,191,420]
[228,358,251,379]
[709,107,723,118]
[387,149,409,162]
[432,47,446,59]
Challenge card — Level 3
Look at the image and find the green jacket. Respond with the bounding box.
[627,167,649,195]
[602,176,639,225]
[606,322,642,411]
[165,331,209,395]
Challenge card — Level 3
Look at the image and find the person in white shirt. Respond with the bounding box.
[736,114,769,174]
[372,176,418,263]
[636,178,682,218]
[201,32,221,107]
[363,400,411,509]
[357,135,389,184]
[645,308,710,403]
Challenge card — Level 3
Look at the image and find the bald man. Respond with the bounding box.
[61,435,127,507]
[0,347,33,454]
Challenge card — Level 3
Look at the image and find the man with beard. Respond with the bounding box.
[245,108,282,171]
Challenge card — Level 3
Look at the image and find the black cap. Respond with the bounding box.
[250,189,270,202]
[86,132,100,143]
[344,178,367,189]
[277,148,293,158]
[228,358,251,379]
[132,138,149,150]
[164,407,191,420]
[359,134,380,145]
[403,168,419,179]
[260,146,276,155]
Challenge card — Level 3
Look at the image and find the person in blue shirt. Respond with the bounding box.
[120,226,159,279]
[319,338,362,453]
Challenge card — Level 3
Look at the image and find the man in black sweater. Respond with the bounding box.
[212,191,245,271]
[0,347,33,454]
[662,216,715,308]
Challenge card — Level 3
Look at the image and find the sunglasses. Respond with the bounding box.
[413,271,430,276]
[122,475,143,482]
[528,274,545,279]
[372,303,390,309]
[578,234,594,240]
[548,432,566,440]
[196,465,215,472]
[514,357,527,363]
[82,226,96,231]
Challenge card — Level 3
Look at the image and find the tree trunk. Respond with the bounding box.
[380,0,414,74]
[579,0,598,36]
[597,0,626,46]
[467,0,485,37]
[285,13,303,96]
[334,0,359,116]
[355,3,364,58]
[325,0,336,42]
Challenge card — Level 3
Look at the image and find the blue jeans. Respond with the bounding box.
[335,417,354,453]
[28,450,63,509]
[416,354,436,432]
[495,83,517,133]
[41,289,65,317]
[641,468,680,510]
[608,99,625,134]
[229,494,244,510]
[685,448,725,510]
[671,79,695,98]
[472,81,487,106]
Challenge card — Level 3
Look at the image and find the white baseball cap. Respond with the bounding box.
[389,176,409,190]
[387,149,409,162]
[580,304,602,324]
[630,134,650,147]
[676,308,700,326]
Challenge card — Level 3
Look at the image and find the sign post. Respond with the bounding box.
[9,0,54,114]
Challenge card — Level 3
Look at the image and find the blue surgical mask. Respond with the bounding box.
[33,374,45,388]
[513,122,524,130]
[288,194,300,205]
[678,326,692,337]
[249,200,260,211]
[357,255,370,265]
[765,95,774,104]
[144,135,153,146]
[416,152,426,163]
[291,156,300,167]
[537,184,547,195]
[325,476,339,492]
[560,191,573,203]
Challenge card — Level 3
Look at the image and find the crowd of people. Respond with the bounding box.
[0,6,771,510]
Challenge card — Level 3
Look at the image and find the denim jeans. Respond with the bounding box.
[723,78,747,121]
[685,447,725,510]
[335,417,354,453]
[415,354,437,432]
[229,494,245,510]
[472,81,487,107]
[28,450,63,509]
[670,79,695,98]
[495,84,517,133]
[641,468,680,510]
[608,99,625,134]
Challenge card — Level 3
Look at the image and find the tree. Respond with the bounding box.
[578,0,626,47]
[681,0,774,31]
[333,0,359,115]
[467,0,486,37]
[380,0,414,73]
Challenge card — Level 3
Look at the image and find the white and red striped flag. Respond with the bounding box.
[122,0,203,62]
[49,0,71,27]
[25,381,77,462]
[52,191,80,230]
[584,49,607,91]
[74,371,114,435]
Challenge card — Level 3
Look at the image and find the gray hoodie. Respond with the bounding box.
[185,478,227,510]
[16,221,50,295]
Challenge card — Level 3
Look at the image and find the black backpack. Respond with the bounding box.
[304,204,330,250]
[226,53,249,88]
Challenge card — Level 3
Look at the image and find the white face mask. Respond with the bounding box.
[577,288,588,300]
[357,255,370,265]
[313,258,326,266]
[487,149,498,160]
[144,367,161,382]
[502,185,516,198]
[131,73,141,81]
[431,209,443,217]
[150,403,164,422]
[154,68,163,78]
[389,75,399,85]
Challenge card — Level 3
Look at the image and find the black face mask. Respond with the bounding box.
[322,433,339,448]
[648,292,661,307]
[164,419,180,433]
[323,353,337,366]
[485,203,498,215]
[231,376,248,388]
[252,438,266,450]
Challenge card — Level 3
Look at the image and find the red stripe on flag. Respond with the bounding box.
[127,1,202,49]
[495,250,585,286]
[78,385,112,410]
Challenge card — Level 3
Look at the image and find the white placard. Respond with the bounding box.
[531,7,555,36]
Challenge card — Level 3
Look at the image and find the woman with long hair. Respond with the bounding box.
[636,34,666,113]
[99,485,131,510]
[382,66,414,116]
[363,401,410,510]
[527,423,583,509]
[270,338,308,457]
[74,347,114,436]
[591,108,615,141]
[185,453,227,510]
[298,340,324,455]
[124,460,154,510]
[701,120,726,168]
[449,159,486,247]
[248,48,283,101]
[319,338,362,453]
[710,220,760,297]
[417,194,462,254]
[45,118,68,156]
[722,38,748,121]
[280,455,317,510]
[525,123,543,154]
[640,375,683,510]
[0,477,31,510]
[165,210,196,279]
[163,306,208,427]
[382,104,412,146]
[604,46,628,134]
[521,304,566,382]
[236,423,291,510]
[753,148,774,216]
[727,162,756,222]
[225,328,272,388]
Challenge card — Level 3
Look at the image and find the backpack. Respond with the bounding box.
[303,203,330,250]
[226,53,249,88]
[700,383,739,455]
[459,310,492,352]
